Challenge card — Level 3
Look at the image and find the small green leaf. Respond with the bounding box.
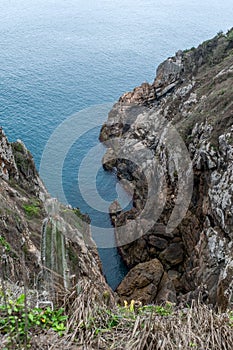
[16,294,25,305]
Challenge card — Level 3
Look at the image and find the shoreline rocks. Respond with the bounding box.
[100,29,233,310]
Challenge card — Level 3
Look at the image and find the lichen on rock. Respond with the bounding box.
[0,129,113,304]
[100,29,233,310]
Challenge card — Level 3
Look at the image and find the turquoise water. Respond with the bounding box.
[0,0,233,289]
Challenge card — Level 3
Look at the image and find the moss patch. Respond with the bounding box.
[23,200,41,218]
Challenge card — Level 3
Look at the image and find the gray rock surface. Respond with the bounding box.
[100,29,233,309]
[0,129,113,303]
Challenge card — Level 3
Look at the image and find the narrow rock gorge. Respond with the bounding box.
[100,29,233,310]
[1,29,233,315]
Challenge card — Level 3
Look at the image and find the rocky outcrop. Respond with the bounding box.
[100,29,233,309]
[0,128,19,181]
[0,128,113,303]
[116,258,176,304]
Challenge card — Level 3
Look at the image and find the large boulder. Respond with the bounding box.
[116,258,176,304]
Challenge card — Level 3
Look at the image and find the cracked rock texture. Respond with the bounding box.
[0,128,113,303]
[100,29,233,309]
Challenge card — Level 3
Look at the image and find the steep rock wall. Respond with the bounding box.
[100,29,233,309]
[0,128,112,303]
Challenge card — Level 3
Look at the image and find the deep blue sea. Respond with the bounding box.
[0,0,233,289]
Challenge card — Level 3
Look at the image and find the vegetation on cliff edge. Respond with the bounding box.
[0,280,232,350]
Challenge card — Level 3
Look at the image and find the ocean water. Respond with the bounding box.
[0,0,233,289]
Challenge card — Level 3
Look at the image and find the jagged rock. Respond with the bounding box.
[167,270,182,291]
[0,128,19,180]
[100,29,233,310]
[102,148,117,171]
[0,130,113,304]
[148,235,168,250]
[119,82,157,105]
[109,200,122,225]
[159,243,184,267]
[156,271,177,303]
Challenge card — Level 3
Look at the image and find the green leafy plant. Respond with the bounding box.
[0,235,11,252]
[0,293,68,346]
[138,302,174,316]
[189,342,198,347]
[23,201,40,218]
[105,309,121,328]
[12,142,24,153]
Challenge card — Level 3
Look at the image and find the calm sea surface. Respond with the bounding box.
[0,0,232,289]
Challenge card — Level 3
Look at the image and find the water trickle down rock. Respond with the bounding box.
[0,129,113,304]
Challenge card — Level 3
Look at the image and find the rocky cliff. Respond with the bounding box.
[0,128,112,303]
[100,29,233,310]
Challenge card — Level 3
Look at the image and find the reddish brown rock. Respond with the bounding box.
[116,258,176,304]
[100,30,233,310]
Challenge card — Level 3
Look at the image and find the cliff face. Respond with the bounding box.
[100,29,233,310]
[0,128,112,302]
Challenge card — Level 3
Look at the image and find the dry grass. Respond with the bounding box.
[27,281,233,350]
[1,280,232,349]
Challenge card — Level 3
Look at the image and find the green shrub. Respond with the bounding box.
[0,294,68,345]
[229,311,233,327]
[0,235,11,252]
[226,29,233,42]
[23,201,40,218]
[12,142,24,153]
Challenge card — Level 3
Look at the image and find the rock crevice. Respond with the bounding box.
[100,29,233,309]
[0,129,113,303]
